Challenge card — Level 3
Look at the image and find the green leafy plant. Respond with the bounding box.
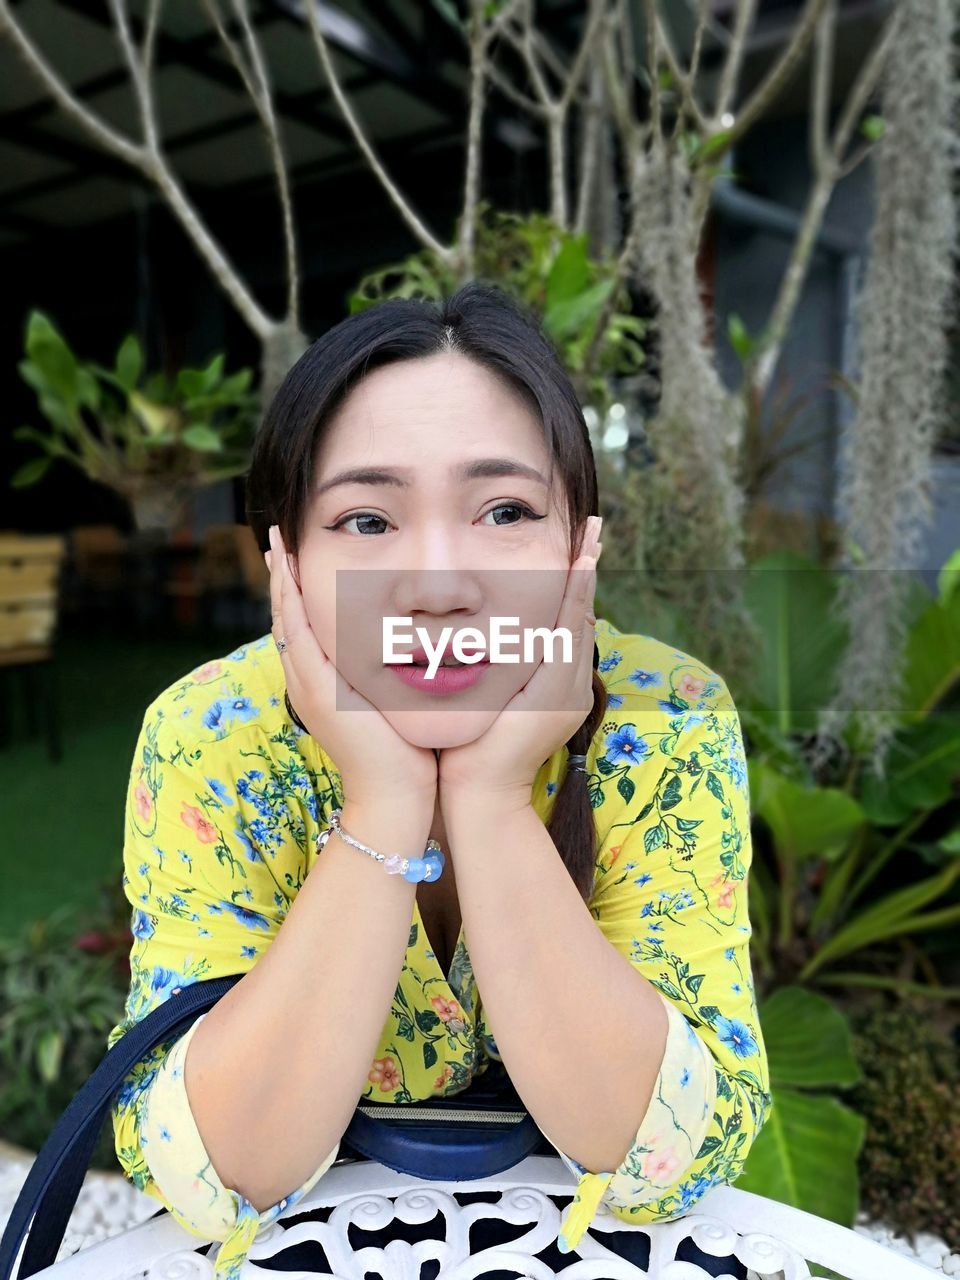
[737,549,960,1000]
[346,201,648,420]
[10,310,259,527]
[737,986,866,1227]
[723,551,959,1234]
[0,886,133,1168]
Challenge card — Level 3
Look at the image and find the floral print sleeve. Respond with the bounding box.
[106,648,344,1280]
[547,625,772,1252]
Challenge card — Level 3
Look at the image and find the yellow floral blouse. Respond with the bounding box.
[107,618,772,1278]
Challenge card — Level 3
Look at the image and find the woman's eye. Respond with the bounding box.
[481,502,544,527]
[330,512,391,535]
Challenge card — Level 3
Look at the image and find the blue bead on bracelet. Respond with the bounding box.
[315,808,445,883]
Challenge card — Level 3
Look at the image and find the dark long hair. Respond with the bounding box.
[246,281,608,904]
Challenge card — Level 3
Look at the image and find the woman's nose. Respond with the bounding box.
[394,565,484,618]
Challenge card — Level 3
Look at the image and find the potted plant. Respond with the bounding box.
[9,311,259,534]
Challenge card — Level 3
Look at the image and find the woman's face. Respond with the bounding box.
[287,350,578,750]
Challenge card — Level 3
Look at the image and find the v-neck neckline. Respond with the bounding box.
[413,896,465,987]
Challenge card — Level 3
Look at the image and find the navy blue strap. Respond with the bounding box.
[0,975,544,1279]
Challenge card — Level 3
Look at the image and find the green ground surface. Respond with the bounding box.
[0,615,260,938]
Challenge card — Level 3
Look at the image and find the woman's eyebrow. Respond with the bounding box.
[315,457,548,497]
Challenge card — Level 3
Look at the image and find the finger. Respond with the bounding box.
[268,526,285,650]
[270,526,372,717]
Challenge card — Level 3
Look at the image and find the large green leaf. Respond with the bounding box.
[802,858,960,976]
[742,552,848,735]
[545,234,590,307]
[858,714,960,824]
[736,987,864,1225]
[897,589,960,720]
[544,279,614,344]
[760,986,861,1090]
[182,424,223,452]
[24,311,79,408]
[114,334,143,392]
[736,1085,865,1224]
[10,456,52,487]
[177,353,225,399]
[938,548,959,605]
[747,759,864,863]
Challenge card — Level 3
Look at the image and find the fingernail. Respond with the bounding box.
[268,524,277,549]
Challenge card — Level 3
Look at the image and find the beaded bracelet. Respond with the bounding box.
[315,807,445,883]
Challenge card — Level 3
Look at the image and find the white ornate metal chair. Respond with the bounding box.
[12,1154,938,1280]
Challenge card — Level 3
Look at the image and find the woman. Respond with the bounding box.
[108,282,770,1279]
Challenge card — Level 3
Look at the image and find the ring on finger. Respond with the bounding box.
[275,635,288,654]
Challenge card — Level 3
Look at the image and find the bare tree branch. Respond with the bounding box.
[460,0,490,281]
[720,0,830,142]
[303,0,454,265]
[755,7,900,393]
[201,0,300,323]
[107,0,159,152]
[642,0,662,141]
[559,0,608,112]
[714,0,758,122]
[810,0,836,174]
[485,57,546,115]
[574,46,607,235]
[0,0,280,340]
[652,8,708,136]
[0,0,148,168]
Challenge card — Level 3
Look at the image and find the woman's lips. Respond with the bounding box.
[387,658,490,695]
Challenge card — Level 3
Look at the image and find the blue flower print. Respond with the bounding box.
[607,692,624,709]
[206,778,234,805]
[715,1015,758,1059]
[131,909,155,941]
[546,781,557,796]
[599,650,622,673]
[726,751,747,791]
[235,826,261,862]
[241,945,258,959]
[628,668,662,689]
[202,697,259,733]
[149,966,188,1002]
[659,698,689,716]
[604,723,651,767]
[220,902,272,931]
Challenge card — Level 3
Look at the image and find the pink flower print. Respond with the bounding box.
[135,782,153,821]
[709,871,725,888]
[180,802,218,844]
[193,661,223,682]
[642,1145,682,1182]
[369,1056,400,1092]
[716,883,735,910]
[431,995,462,1024]
[676,673,706,702]
[434,1064,454,1090]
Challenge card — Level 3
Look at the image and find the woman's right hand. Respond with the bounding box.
[267,524,438,811]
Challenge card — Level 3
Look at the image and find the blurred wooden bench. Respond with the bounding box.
[0,533,67,762]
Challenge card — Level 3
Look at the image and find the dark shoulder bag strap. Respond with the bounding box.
[0,975,243,1280]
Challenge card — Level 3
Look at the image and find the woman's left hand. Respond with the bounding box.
[438,516,603,807]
